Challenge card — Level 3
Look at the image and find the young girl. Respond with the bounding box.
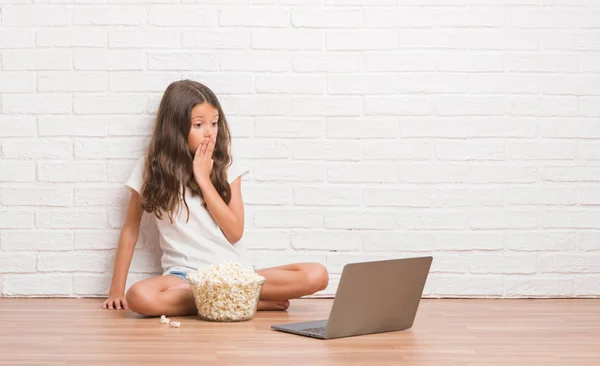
[101,80,329,316]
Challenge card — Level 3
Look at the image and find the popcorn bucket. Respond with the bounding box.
[188,277,266,322]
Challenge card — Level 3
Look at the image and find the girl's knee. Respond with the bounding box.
[126,283,157,316]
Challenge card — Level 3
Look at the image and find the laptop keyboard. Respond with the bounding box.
[300,327,326,336]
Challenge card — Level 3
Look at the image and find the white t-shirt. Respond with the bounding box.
[124,155,254,275]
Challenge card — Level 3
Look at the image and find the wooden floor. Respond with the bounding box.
[0,298,599,366]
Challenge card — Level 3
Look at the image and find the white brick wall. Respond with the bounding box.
[1,2,599,299]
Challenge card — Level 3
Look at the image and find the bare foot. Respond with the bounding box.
[257,299,290,311]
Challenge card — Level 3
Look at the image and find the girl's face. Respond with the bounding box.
[188,102,219,153]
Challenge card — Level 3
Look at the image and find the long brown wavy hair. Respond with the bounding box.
[140,80,233,223]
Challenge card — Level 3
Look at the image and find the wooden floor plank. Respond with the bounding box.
[0,298,598,366]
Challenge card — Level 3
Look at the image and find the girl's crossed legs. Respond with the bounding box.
[125,263,329,317]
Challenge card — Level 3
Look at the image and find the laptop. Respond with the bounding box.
[271,256,433,340]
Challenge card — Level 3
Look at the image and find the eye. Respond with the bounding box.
[194,123,201,128]
[212,122,218,126]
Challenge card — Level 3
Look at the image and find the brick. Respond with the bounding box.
[3,94,71,114]
[540,253,600,273]
[540,31,600,51]
[470,209,538,229]
[400,163,538,183]
[293,141,361,161]
[507,186,577,205]
[0,72,35,93]
[541,75,600,95]
[255,117,325,138]
[291,96,361,116]
[220,95,291,116]
[328,118,399,139]
[253,210,322,228]
[220,8,289,27]
[252,30,324,50]
[73,6,145,25]
[74,230,122,250]
[292,230,361,251]
[468,74,538,94]
[242,230,291,250]
[435,232,503,251]
[292,8,361,28]
[252,251,326,270]
[182,30,250,49]
[362,231,435,252]
[542,165,600,182]
[75,187,129,207]
[0,116,36,137]
[39,116,107,137]
[294,52,360,73]
[504,231,576,251]
[36,28,106,47]
[0,161,35,182]
[38,72,107,92]
[397,73,469,94]
[1,186,72,206]
[3,50,72,70]
[110,30,180,48]
[324,211,395,230]
[364,96,434,116]
[436,52,504,72]
[2,231,73,251]
[364,8,433,27]
[364,188,431,208]
[74,94,147,114]
[256,74,326,94]
[225,116,254,138]
[0,29,34,48]
[327,163,398,183]
[574,276,600,296]
[579,187,600,205]
[436,96,508,116]
[432,188,503,208]
[540,119,600,138]
[436,7,504,27]
[470,254,537,274]
[3,274,71,296]
[74,138,147,159]
[364,140,434,160]
[243,184,293,205]
[328,74,396,95]
[38,161,106,182]
[397,209,471,230]
[428,275,503,296]
[436,140,505,160]
[506,52,578,72]
[75,50,144,71]
[37,251,113,272]
[504,276,574,297]
[294,186,361,206]
[541,210,600,229]
[580,97,600,117]
[3,6,69,26]
[328,31,396,51]
[220,52,291,72]
[0,253,36,273]
[471,29,538,50]
[2,139,72,159]
[254,162,324,182]
[579,142,600,160]
[107,160,138,183]
[506,141,577,160]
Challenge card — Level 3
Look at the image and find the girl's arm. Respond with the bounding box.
[199,176,245,244]
[108,190,144,296]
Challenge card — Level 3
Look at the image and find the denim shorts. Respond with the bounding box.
[166,270,189,283]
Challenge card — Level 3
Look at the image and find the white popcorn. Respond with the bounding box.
[160,315,170,324]
[170,321,181,328]
[187,260,266,322]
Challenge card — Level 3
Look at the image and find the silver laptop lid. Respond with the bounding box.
[324,256,432,339]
